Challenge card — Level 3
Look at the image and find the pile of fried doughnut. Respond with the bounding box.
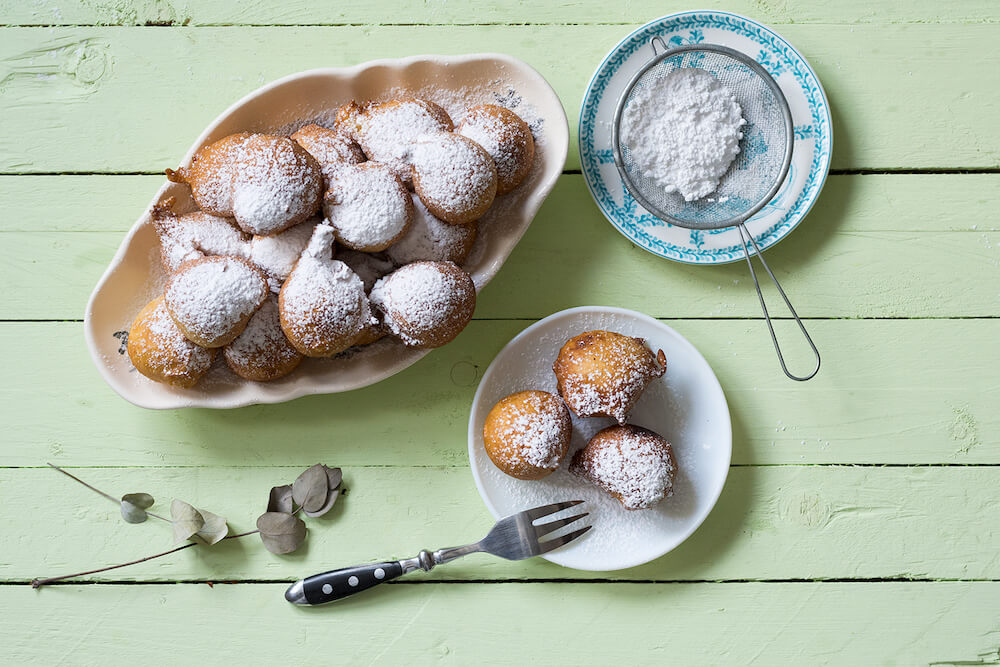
[126,98,536,388]
[482,331,677,511]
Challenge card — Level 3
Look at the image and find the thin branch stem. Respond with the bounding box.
[46,462,171,522]
[31,543,196,588]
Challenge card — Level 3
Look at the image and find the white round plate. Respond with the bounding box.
[579,11,833,264]
[468,307,732,571]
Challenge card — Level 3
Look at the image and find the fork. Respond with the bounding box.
[284,500,591,605]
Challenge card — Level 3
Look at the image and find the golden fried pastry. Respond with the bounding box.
[249,217,319,292]
[369,260,475,348]
[553,330,666,424]
[323,162,412,252]
[457,105,535,195]
[570,424,676,510]
[223,297,303,381]
[483,390,572,480]
[127,296,215,388]
[167,133,323,236]
[278,224,374,357]
[386,194,477,265]
[150,198,250,272]
[353,98,453,182]
[291,123,365,186]
[164,256,269,348]
[411,132,497,225]
[332,101,361,138]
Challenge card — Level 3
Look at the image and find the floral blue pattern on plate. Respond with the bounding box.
[579,11,833,264]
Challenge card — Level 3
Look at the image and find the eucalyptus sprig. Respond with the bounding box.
[31,463,344,588]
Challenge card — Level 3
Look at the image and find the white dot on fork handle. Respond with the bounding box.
[322,584,332,595]
[374,568,386,580]
[348,576,359,587]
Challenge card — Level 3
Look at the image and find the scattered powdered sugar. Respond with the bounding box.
[323,163,411,251]
[621,68,745,201]
[164,257,267,345]
[153,211,250,272]
[279,225,373,350]
[386,194,476,265]
[223,297,301,371]
[410,133,495,218]
[457,105,533,193]
[354,99,453,181]
[337,249,395,293]
[137,298,215,381]
[291,123,365,185]
[249,217,317,291]
[570,426,675,510]
[370,262,473,347]
[490,393,570,471]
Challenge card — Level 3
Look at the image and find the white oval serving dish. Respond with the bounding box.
[84,53,569,410]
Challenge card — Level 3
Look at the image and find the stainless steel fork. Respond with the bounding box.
[285,500,591,605]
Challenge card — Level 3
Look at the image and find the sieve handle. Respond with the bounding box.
[737,224,821,381]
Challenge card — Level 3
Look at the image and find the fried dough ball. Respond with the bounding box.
[164,256,269,348]
[336,249,396,347]
[127,296,215,388]
[352,98,453,182]
[223,297,303,381]
[369,260,475,348]
[570,424,676,510]
[291,123,365,187]
[457,105,535,195]
[553,330,666,424]
[278,224,375,357]
[166,133,323,236]
[248,217,319,292]
[411,132,497,225]
[386,194,477,266]
[150,198,250,272]
[323,162,412,252]
[483,390,572,480]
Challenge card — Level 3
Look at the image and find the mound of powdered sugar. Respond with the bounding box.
[386,195,476,266]
[165,257,268,345]
[621,68,745,202]
[570,426,675,510]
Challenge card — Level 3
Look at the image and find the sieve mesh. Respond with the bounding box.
[613,44,793,230]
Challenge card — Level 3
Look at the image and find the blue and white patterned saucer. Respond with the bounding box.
[580,11,832,264]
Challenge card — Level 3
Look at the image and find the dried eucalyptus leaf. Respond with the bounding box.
[267,484,294,514]
[171,499,205,544]
[256,511,306,555]
[196,509,229,545]
[120,492,154,524]
[292,464,329,513]
[303,466,343,518]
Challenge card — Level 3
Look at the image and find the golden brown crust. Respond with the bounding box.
[483,390,572,480]
[127,296,216,388]
[553,330,666,424]
[570,424,676,510]
[457,105,535,195]
[354,98,454,183]
[291,123,365,187]
[222,298,303,381]
[411,133,497,225]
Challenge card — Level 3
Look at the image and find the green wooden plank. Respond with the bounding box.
[4,582,998,664]
[2,0,997,26]
[6,466,999,582]
[2,320,997,466]
[0,25,998,172]
[3,176,1000,319]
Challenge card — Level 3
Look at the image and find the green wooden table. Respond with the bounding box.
[2,1,998,663]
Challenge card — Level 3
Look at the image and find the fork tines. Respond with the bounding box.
[523,500,591,553]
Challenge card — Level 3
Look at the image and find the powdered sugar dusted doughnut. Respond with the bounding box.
[223,297,303,381]
[249,217,319,292]
[164,256,269,348]
[353,98,453,183]
[291,123,365,186]
[570,424,676,510]
[338,250,395,293]
[457,105,535,195]
[167,133,323,236]
[370,260,475,348]
[411,132,497,225]
[150,200,250,273]
[483,390,572,480]
[278,224,374,357]
[127,296,215,388]
[386,194,477,266]
[553,330,666,424]
[323,163,412,252]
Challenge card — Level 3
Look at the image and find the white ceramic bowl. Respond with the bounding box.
[468,307,732,571]
[84,54,569,409]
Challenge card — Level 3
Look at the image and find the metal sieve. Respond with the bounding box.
[612,39,820,381]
